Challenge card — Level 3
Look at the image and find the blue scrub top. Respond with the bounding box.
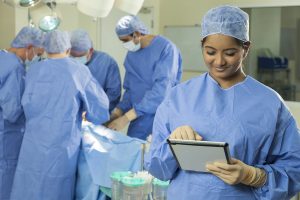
[0,50,25,200]
[117,35,182,139]
[145,73,300,200]
[87,51,121,112]
[10,57,109,200]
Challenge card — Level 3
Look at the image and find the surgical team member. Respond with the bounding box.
[108,15,182,140]
[70,29,121,112]
[145,5,300,200]
[0,26,43,200]
[10,30,109,200]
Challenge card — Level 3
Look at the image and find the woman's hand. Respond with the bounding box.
[206,158,266,187]
[169,125,202,140]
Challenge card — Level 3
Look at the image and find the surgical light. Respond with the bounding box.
[39,15,60,32]
[19,0,41,7]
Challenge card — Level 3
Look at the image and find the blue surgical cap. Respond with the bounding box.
[115,15,149,37]
[201,5,249,42]
[11,26,44,48]
[44,30,71,54]
[70,29,93,52]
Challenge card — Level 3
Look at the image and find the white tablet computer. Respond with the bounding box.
[167,139,232,172]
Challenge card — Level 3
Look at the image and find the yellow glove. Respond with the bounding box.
[107,109,137,131]
[107,115,129,131]
[110,108,123,121]
[206,158,266,187]
[169,125,202,140]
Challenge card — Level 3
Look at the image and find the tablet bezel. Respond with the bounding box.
[167,139,232,172]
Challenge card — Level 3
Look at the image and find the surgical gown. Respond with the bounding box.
[87,51,121,112]
[10,57,109,200]
[117,35,182,140]
[0,50,25,200]
[145,73,300,200]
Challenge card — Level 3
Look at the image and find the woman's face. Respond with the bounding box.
[202,34,249,83]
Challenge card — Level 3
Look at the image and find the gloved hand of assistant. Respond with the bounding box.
[206,158,266,187]
[107,109,137,131]
[107,115,129,131]
[169,125,202,140]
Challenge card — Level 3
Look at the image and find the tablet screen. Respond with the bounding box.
[167,139,231,172]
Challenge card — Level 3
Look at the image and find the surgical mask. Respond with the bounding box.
[122,40,141,52]
[72,55,88,65]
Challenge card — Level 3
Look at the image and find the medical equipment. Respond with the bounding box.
[114,0,144,15]
[38,1,60,32]
[19,0,41,7]
[152,178,169,200]
[111,171,133,200]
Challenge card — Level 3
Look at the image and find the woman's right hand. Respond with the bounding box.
[169,125,202,140]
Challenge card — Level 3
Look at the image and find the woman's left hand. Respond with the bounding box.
[206,158,253,185]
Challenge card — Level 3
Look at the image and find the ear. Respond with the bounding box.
[242,41,251,58]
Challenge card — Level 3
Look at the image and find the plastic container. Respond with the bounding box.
[121,176,146,200]
[152,178,169,200]
[111,171,132,200]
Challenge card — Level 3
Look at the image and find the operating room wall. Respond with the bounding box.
[0,3,15,48]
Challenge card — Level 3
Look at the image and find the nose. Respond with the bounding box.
[214,53,226,66]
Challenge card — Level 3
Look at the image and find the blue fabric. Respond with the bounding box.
[87,51,121,112]
[0,50,25,200]
[145,73,300,200]
[201,5,249,42]
[10,57,109,200]
[75,123,145,200]
[115,15,149,37]
[71,29,93,52]
[117,35,182,140]
[44,30,71,53]
[11,26,44,48]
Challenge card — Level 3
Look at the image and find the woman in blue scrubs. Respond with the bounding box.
[145,5,300,200]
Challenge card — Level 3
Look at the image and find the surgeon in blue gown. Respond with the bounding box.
[0,26,44,200]
[10,30,109,200]
[145,5,300,200]
[108,15,182,140]
[70,29,121,112]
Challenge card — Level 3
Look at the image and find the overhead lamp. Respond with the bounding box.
[77,0,115,18]
[39,15,60,32]
[114,0,144,15]
[19,0,41,7]
[37,1,60,32]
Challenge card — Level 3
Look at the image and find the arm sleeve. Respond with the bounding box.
[82,77,110,125]
[105,61,121,113]
[144,97,179,181]
[253,103,300,200]
[0,67,25,123]
[116,70,132,113]
[133,44,181,117]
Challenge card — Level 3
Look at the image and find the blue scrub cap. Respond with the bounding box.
[115,15,149,37]
[44,30,71,54]
[70,29,93,52]
[11,26,44,48]
[201,5,249,42]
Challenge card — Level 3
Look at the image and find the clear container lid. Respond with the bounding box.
[121,176,145,187]
[110,171,132,181]
[152,178,169,187]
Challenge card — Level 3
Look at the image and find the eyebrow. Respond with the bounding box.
[204,46,238,51]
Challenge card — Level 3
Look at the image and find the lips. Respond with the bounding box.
[215,67,227,72]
